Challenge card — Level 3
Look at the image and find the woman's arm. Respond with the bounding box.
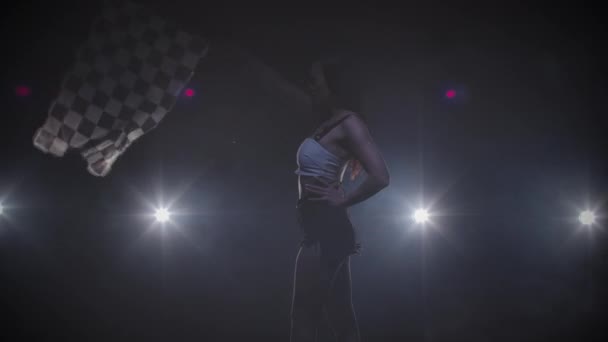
[339,114,390,207]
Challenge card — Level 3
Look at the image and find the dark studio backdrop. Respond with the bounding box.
[1,1,607,341]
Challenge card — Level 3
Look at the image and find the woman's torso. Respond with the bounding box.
[297,112,354,200]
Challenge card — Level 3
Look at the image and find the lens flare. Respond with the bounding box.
[155,208,171,223]
[412,208,430,224]
[579,210,596,226]
[184,88,195,97]
[16,85,31,97]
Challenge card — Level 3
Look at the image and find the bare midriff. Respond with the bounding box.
[298,174,341,200]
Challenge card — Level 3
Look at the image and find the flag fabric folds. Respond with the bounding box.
[33,1,209,176]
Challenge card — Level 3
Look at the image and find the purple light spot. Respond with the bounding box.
[184,88,195,97]
[445,89,456,98]
[16,85,31,97]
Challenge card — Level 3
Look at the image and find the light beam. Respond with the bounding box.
[579,210,596,226]
[412,208,430,224]
[155,207,171,223]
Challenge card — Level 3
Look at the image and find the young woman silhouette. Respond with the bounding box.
[290,59,390,342]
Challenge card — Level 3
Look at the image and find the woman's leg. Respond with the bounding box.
[324,256,361,342]
[290,243,324,342]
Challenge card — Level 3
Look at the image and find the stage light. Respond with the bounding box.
[579,210,596,226]
[155,207,171,223]
[0,203,4,216]
[15,85,31,97]
[184,88,195,97]
[445,89,456,99]
[412,208,430,224]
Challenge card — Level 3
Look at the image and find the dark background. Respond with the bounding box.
[1,1,607,341]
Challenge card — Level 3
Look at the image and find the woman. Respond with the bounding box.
[291,58,390,342]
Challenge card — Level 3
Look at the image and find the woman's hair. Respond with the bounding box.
[319,58,364,117]
[318,58,367,181]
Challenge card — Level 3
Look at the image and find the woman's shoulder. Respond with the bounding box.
[339,110,367,126]
[339,110,372,140]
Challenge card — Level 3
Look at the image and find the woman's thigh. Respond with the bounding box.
[291,243,324,319]
[291,243,354,316]
[326,257,354,314]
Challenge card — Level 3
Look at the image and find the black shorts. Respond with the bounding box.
[296,197,361,260]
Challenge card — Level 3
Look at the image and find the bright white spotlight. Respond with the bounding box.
[155,208,171,223]
[0,203,4,216]
[579,210,596,226]
[412,208,430,224]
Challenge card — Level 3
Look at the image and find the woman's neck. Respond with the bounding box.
[315,106,343,124]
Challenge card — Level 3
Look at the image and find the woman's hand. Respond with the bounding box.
[304,179,346,207]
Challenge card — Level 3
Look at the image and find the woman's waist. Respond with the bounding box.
[299,175,341,192]
[299,181,340,204]
[294,165,343,180]
[299,174,340,185]
[296,193,346,211]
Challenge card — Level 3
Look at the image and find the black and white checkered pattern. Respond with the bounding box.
[33,1,208,176]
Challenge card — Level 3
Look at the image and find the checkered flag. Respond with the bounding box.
[33,1,209,176]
